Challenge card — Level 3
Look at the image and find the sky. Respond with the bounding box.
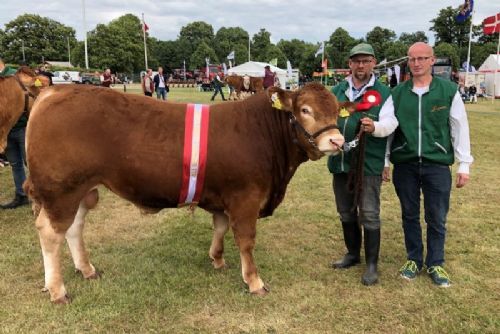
[0,0,498,46]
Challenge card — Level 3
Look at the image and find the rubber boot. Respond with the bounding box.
[332,222,361,269]
[0,194,29,209]
[361,228,380,285]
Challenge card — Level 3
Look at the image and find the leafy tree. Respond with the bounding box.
[214,27,249,64]
[366,26,396,61]
[434,42,459,70]
[178,21,214,56]
[190,41,217,69]
[1,14,76,65]
[430,6,471,61]
[327,27,357,68]
[384,41,408,61]
[399,31,428,46]
[251,29,272,62]
[470,42,496,68]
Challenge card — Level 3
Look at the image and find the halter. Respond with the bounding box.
[287,112,340,150]
[14,75,37,114]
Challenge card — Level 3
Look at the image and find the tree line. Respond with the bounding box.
[0,6,497,77]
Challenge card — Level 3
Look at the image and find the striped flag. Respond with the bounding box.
[483,13,500,35]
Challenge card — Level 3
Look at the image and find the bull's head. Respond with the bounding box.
[267,82,345,160]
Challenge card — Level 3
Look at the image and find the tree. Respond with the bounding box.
[399,31,428,46]
[434,42,459,70]
[384,41,408,61]
[366,26,396,61]
[178,21,214,57]
[327,28,357,68]
[1,14,76,65]
[214,27,249,65]
[251,29,272,62]
[430,6,471,61]
[190,41,217,69]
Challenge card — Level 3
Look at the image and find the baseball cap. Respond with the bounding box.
[349,43,375,58]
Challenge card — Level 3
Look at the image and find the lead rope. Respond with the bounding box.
[347,122,366,212]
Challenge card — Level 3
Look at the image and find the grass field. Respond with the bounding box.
[0,86,499,333]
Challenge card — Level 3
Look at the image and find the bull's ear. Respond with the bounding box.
[338,101,357,115]
[267,86,294,112]
[31,75,51,88]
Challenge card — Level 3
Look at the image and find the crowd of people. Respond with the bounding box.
[1,42,474,289]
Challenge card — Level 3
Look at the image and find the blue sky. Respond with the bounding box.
[0,0,498,45]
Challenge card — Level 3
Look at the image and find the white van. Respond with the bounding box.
[52,71,81,84]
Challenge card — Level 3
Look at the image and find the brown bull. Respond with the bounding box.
[224,74,264,100]
[0,67,50,152]
[24,82,345,303]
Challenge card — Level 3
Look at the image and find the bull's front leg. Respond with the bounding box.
[209,212,229,269]
[229,206,268,295]
[36,208,70,304]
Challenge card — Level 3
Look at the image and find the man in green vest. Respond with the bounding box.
[328,43,398,285]
[0,56,17,76]
[390,42,473,287]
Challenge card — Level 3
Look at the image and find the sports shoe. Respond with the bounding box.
[427,266,451,287]
[399,260,420,281]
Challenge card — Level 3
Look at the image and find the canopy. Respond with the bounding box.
[227,61,287,88]
[478,54,500,97]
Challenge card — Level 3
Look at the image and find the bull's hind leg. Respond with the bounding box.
[229,202,268,295]
[36,208,70,304]
[65,189,100,279]
[209,212,229,269]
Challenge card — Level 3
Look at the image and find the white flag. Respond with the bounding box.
[227,51,235,60]
[229,60,232,68]
[223,63,228,75]
[205,57,210,78]
[314,42,324,57]
[286,60,293,78]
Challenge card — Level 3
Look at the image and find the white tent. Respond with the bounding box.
[478,54,500,98]
[227,61,288,89]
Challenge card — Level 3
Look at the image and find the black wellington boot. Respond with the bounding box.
[0,194,29,209]
[332,222,361,269]
[361,228,380,286]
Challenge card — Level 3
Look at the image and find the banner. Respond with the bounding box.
[483,13,500,35]
[222,63,228,75]
[269,58,278,66]
[143,22,149,32]
[456,0,474,23]
[227,51,235,60]
[205,57,210,78]
[315,42,324,57]
[286,60,293,77]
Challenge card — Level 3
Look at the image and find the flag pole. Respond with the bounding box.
[248,36,251,62]
[142,13,148,70]
[82,0,89,69]
[465,10,474,89]
[493,31,500,103]
[321,42,325,85]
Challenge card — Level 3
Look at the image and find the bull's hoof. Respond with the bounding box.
[41,287,48,293]
[52,294,71,305]
[250,285,270,296]
[75,268,102,279]
[210,258,227,269]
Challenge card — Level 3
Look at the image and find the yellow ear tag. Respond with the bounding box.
[271,92,282,110]
[339,107,350,118]
[34,79,43,87]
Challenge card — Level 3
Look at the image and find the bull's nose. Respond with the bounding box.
[330,136,345,149]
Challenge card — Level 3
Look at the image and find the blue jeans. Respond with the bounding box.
[5,127,27,196]
[333,173,382,230]
[156,87,167,100]
[393,163,451,269]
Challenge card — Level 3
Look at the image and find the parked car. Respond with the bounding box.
[81,73,101,85]
[52,71,81,84]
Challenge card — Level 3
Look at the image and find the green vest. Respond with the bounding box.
[390,76,456,166]
[327,79,391,175]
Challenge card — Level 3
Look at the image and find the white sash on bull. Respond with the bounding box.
[178,103,210,206]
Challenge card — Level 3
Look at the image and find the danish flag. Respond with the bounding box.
[483,13,500,35]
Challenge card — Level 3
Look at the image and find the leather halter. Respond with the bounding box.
[14,75,37,114]
[287,112,339,150]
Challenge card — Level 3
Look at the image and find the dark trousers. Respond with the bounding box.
[333,173,382,230]
[5,127,27,196]
[393,163,451,269]
[144,91,153,97]
[211,86,225,100]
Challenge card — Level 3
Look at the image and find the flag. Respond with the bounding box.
[229,60,232,68]
[315,42,324,57]
[227,51,235,60]
[269,58,278,66]
[222,63,228,75]
[205,57,210,78]
[456,0,473,23]
[286,60,293,78]
[483,13,500,35]
[143,22,149,32]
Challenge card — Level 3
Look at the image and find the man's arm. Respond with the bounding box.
[360,96,398,137]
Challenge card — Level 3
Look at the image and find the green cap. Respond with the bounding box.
[349,43,375,58]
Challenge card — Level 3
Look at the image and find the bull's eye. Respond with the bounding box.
[301,107,311,115]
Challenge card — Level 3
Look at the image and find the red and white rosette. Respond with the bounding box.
[356,90,382,111]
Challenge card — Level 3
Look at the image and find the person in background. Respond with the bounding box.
[328,43,397,286]
[390,42,473,287]
[210,73,226,101]
[142,69,154,97]
[263,65,276,89]
[468,84,477,103]
[153,66,169,100]
[38,65,53,85]
[101,68,112,87]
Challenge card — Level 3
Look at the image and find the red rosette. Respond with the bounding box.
[356,90,382,111]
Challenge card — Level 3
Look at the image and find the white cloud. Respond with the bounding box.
[0,0,498,45]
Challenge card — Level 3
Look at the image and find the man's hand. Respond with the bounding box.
[360,117,375,133]
[456,173,470,188]
[382,167,391,182]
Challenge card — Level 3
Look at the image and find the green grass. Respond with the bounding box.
[0,86,499,333]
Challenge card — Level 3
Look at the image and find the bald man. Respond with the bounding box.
[388,42,473,287]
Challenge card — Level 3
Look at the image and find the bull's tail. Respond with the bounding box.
[23,177,41,217]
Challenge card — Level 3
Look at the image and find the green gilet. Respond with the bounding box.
[390,76,456,166]
[327,79,391,175]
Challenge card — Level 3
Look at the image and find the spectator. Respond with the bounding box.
[389,42,473,287]
[468,84,477,103]
[142,69,154,97]
[210,73,226,101]
[153,66,169,100]
[263,65,275,89]
[101,68,112,87]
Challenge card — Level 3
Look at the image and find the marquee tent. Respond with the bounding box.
[227,61,288,88]
[478,54,500,98]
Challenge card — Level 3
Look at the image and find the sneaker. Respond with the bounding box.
[399,260,420,281]
[427,266,451,288]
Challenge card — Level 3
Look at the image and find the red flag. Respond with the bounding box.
[483,13,500,35]
[143,22,149,32]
